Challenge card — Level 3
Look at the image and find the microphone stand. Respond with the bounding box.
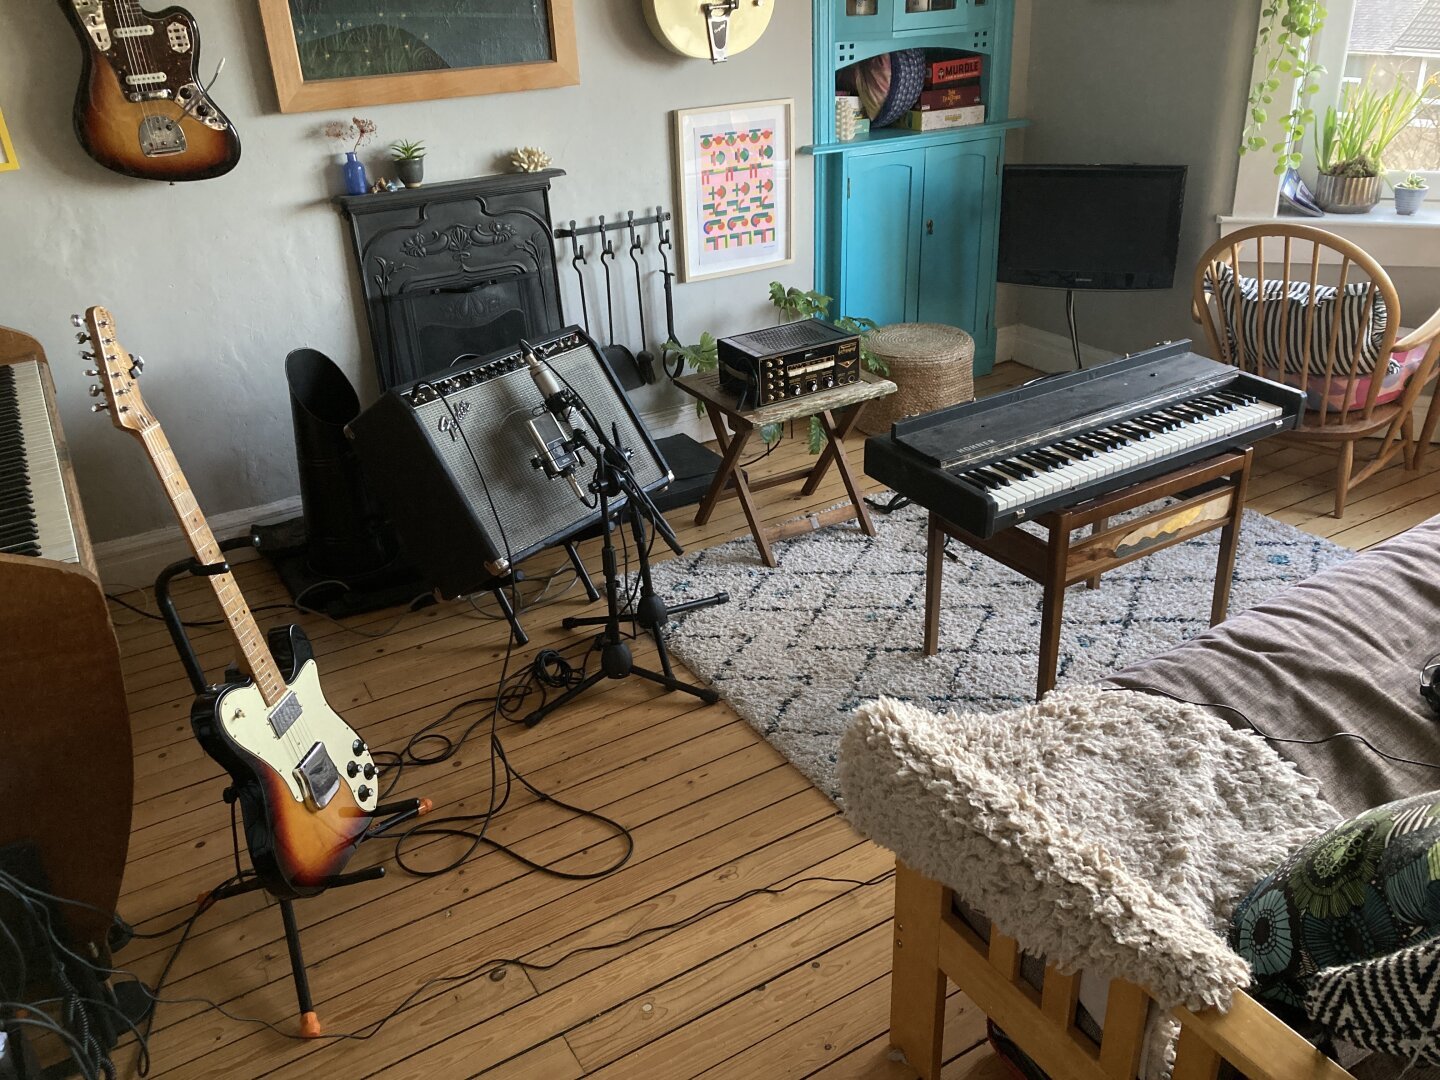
[520,366,727,729]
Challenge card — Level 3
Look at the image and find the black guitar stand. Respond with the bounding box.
[153,536,429,1037]
[521,419,728,729]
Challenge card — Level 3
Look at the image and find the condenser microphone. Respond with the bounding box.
[520,338,589,502]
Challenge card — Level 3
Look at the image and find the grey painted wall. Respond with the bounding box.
[1015,0,1258,353]
[0,1,813,545]
[1015,0,1440,352]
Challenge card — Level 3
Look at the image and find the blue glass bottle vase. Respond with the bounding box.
[342,152,369,196]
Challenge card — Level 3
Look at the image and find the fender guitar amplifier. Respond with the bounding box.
[718,320,861,408]
[348,327,671,597]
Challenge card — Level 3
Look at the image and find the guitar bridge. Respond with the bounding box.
[138,115,187,157]
[294,742,342,810]
[703,1,740,62]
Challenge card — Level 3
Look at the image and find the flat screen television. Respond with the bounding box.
[997,164,1187,291]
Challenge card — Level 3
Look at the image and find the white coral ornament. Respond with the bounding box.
[510,146,552,173]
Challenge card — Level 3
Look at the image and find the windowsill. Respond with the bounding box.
[1217,203,1440,269]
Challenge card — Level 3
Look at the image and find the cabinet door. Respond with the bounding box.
[917,138,999,359]
[892,0,983,33]
[842,149,926,326]
[835,0,896,41]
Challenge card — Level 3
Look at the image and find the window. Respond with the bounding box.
[1342,0,1440,176]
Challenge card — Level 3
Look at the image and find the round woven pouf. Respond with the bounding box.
[857,323,975,435]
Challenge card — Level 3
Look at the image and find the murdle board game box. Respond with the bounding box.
[922,54,982,88]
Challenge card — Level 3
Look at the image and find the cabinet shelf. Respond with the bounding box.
[804,118,1026,156]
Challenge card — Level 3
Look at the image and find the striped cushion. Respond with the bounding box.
[1207,264,1389,378]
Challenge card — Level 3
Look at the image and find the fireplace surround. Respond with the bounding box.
[334,170,566,391]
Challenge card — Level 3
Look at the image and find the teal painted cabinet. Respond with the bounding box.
[811,0,1021,376]
[831,134,1002,369]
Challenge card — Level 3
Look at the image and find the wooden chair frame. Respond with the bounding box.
[1191,224,1440,517]
[891,862,1357,1080]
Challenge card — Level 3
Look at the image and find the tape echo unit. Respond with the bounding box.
[717,320,861,408]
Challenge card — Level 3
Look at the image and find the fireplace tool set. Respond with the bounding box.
[554,208,682,390]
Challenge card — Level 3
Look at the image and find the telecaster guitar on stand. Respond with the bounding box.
[59,0,240,180]
[82,306,376,897]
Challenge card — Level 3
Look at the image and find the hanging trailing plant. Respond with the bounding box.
[1240,0,1327,175]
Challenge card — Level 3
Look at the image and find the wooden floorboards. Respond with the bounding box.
[106,361,1436,1078]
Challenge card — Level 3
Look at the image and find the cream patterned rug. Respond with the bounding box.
[648,500,1351,801]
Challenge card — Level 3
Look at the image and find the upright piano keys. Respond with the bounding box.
[0,324,132,969]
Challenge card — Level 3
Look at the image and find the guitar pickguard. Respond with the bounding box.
[72,0,110,50]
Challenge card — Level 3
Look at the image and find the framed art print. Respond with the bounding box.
[258,0,579,113]
[0,108,17,173]
[672,99,793,283]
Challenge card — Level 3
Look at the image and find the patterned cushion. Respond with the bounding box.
[1206,263,1389,379]
[1228,792,1440,1028]
[1307,937,1440,1064]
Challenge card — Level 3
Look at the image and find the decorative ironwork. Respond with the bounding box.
[401,221,517,261]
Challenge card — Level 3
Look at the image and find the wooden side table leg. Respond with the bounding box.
[719,425,775,566]
[924,513,945,656]
[801,400,867,496]
[1086,516,1108,590]
[1037,520,1072,699]
[817,409,877,537]
[695,408,739,527]
[1210,451,1252,626]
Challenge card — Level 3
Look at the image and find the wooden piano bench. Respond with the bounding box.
[674,369,897,567]
[924,448,1254,699]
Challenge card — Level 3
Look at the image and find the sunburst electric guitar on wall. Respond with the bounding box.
[83,306,377,897]
[59,0,240,181]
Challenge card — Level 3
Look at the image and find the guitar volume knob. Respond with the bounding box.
[357,785,372,802]
[347,762,359,778]
[352,738,366,755]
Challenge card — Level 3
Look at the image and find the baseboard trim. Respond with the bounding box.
[995,323,1116,373]
[93,397,713,586]
[94,495,302,587]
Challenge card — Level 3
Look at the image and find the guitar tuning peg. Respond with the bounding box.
[75,331,90,344]
[85,369,100,377]
[80,351,96,361]
[91,402,108,413]
[131,356,145,373]
[89,384,104,397]
[70,314,85,328]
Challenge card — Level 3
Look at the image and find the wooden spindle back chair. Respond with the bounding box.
[1192,224,1437,517]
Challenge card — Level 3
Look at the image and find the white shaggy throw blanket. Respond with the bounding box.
[839,686,1340,1014]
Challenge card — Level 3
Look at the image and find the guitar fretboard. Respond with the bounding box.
[138,426,287,706]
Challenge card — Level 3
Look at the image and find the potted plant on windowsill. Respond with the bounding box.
[1394,172,1429,216]
[390,139,426,187]
[1313,72,1438,213]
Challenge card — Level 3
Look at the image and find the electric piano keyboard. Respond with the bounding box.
[865,341,1305,538]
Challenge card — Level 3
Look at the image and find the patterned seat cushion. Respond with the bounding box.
[1229,791,1440,1031]
[1205,264,1391,406]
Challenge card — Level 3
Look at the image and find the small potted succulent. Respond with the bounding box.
[1394,172,1429,216]
[390,139,426,188]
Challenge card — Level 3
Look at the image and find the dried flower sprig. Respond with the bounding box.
[324,117,378,154]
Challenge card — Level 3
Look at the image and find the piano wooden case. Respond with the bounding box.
[0,325,132,963]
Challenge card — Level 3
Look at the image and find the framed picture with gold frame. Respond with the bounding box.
[0,108,18,173]
[258,0,579,114]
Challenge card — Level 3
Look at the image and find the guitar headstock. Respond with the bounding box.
[75,306,153,435]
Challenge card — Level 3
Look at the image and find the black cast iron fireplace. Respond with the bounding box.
[334,170,566,391]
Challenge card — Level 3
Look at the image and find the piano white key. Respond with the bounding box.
[11,361,78,563]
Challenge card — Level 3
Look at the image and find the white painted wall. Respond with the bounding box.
[0,1,813,547]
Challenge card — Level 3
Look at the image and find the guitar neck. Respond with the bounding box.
[137,426,287,706]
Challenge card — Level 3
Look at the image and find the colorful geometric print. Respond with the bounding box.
[1228,791,1440,1028]
[695,125,778,254]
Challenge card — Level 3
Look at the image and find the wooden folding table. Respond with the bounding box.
[674,369,897,566]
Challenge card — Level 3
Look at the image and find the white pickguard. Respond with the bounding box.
[217,660,378,813]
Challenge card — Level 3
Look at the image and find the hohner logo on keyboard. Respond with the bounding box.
[717,320,861,409]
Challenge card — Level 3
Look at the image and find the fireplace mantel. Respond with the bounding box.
[334,169,566,391]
